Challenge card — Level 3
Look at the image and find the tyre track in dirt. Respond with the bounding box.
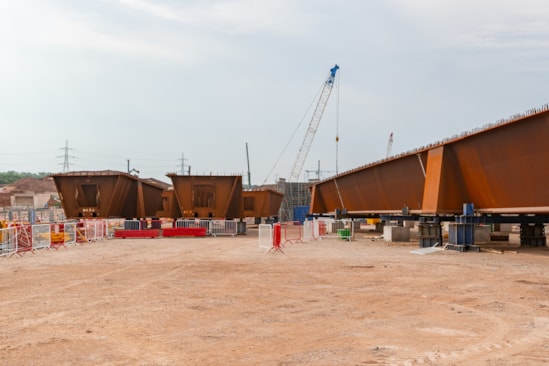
[0,261,185,347]
[386,298,549,365]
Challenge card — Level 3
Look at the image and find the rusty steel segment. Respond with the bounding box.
[311,109,549,216]
[421,146,470,214]
[242,189,284,218]
[52,171,165,219]
[310,154,426,214]
[438,111,549,214]
[167,174,243,219]
[155,190,183,219]
[140,180,167,218]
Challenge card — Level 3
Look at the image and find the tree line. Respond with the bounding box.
[0,171,52,185]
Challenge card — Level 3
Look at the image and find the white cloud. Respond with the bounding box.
[118,0,188,22]
[387,0,549,49]
[116,0,311,35]
[0,1,216,66]
[455,21,549,49]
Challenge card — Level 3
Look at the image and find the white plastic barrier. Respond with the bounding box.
[303,220,317,241]
[0,227,17,256]
[258,224,273,250]
[32,224,51,250]
[210,220,238,237]
[302,219,355,241]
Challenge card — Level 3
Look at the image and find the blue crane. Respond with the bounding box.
[289,64,339,182]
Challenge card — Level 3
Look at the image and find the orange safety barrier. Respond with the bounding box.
[50,223,67,249]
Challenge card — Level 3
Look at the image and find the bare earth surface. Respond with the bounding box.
[1,230,549,365]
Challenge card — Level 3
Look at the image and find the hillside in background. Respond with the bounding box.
[0,171,51,185]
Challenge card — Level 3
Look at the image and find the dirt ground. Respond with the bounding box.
[1,229,549,365]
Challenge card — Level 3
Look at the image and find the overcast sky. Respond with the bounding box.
[1,1,548,184]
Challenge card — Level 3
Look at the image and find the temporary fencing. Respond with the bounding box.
[124,220,141,230]
[50,222,78,249]
[140,219,162,230]
[32,224,51,250]
[257,223,284,253]
[0,208,66,223]
[82,219,107,242]
[62,222,77,246]
[114,219,160,239]
[14,224,33,254]
[210,220,238,237]
[176,219,210,231]
[281,221,304,244]
[0,220,103,255]
[111,218,241,238]
[304,218,354,241]
[106,219,125,238]
[0,226,17,256]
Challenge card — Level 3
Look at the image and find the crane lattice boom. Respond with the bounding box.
[289,64,339,182]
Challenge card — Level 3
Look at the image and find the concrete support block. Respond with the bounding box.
[474,225,491,244]
[383,226,410,242]
[403,220,415,228]
[509,232,520,245]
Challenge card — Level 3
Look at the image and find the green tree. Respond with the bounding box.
[0,171,52,185]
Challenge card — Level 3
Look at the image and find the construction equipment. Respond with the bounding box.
[278,65,339,222]
[305,160,334,181]
[288,64,339,182]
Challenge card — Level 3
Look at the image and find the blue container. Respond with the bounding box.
[293,206,309,224]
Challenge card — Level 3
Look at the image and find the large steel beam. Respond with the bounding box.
[242,190,284,218]
[310,107,549,215]
[167,175,244,219]
[443,111,549,213]
[52,171,166,219]
[310,154,426,214]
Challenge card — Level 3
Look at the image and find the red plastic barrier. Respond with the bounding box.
[270,223,283,253]
[273,223,281,246]
[319,221,326,236]
[162,227,207,237]
[114,229,160,239]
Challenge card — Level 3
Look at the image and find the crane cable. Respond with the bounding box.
[333,71,345,210]
[335,69,340,175]
[261,81,325,186]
